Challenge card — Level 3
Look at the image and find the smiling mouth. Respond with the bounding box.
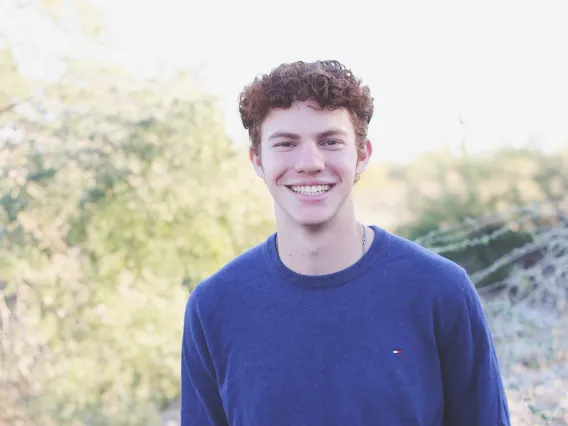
[286,184,335,196]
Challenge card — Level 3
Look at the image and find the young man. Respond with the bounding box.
[181,60,511,425]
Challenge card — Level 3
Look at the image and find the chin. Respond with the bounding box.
[295,219,328,227]
[289,211,336,227]
[273,187,353,227]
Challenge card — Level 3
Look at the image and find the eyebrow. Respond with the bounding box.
[317,128,348,139]
[268,131,300,141]
[267,128,348,141]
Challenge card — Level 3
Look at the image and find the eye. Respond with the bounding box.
[274,141,295,148]
[321,139,342,147]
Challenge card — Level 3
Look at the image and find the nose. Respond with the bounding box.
[294,142,324,174]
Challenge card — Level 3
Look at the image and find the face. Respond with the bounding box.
[250,99,372,227]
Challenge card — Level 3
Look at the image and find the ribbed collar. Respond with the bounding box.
[263,225,387,289]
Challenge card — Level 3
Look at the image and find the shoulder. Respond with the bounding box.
[375,227,477,307]
[380,228,468,283]
[381,228,488,324]
[375,229,490,340]
[185,235,271,313]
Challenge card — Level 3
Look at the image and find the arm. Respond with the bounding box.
[180,290,228,426]
[439,272,511,426]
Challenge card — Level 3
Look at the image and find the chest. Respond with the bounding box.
[211,287,445,425]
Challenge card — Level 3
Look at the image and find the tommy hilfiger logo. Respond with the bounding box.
[392,349,403,355]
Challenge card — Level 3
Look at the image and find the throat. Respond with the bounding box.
[275,223,370,276]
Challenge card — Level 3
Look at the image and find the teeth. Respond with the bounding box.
[290,185,331,195]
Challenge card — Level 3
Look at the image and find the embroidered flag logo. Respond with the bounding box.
[392,349,403,355]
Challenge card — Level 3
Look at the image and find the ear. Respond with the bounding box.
[355,139,373,174]
[249,148,265,179]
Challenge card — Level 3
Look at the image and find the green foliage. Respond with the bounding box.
[0,51,273,425]
[1,4,274,422]
[395,148,568,287]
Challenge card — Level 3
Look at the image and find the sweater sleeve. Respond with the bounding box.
[180,289,229,426]
[438,272,511,426]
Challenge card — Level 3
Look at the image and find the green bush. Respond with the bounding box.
[395,148,567,288]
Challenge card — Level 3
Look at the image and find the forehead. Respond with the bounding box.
[261,100,355,140]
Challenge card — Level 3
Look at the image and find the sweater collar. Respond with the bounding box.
[264,225,387,289]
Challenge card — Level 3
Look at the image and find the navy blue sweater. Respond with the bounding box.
[181,226,511,425]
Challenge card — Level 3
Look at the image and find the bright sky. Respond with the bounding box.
[5,0,568,162]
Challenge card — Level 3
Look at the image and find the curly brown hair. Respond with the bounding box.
[238,60,374,156]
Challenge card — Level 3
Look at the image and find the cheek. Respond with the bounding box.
[326,154,357,175]
[263,157,288,185]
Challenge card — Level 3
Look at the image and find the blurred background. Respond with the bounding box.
[1,0,567,425]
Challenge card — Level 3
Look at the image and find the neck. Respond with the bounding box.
[275,207,373,276]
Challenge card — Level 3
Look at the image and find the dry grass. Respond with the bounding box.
[484,297,568,425]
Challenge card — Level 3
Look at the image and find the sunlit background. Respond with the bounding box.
[5,0,568,161]
[1,1,568,425]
